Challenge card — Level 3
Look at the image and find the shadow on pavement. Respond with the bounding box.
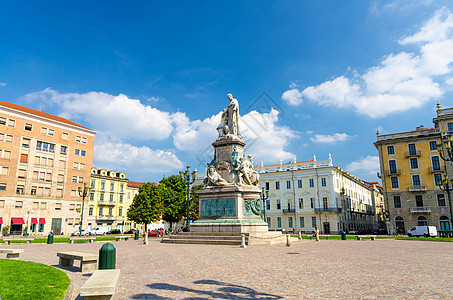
[132,279,283,299]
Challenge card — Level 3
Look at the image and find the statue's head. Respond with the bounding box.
[247,154,253,159]
[227,93,233,101]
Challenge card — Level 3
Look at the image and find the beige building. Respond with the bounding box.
[0,102,96,235]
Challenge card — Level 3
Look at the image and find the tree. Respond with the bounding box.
[189,184,204,221]
[127,182,163,232]
[159,175,186,230]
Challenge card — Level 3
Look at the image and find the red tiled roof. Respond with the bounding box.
[0,102,95,132]
[127,181,148,188]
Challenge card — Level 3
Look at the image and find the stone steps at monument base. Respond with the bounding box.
[168,235,247,241]
[161,238,243,245]
[174,232,249,237]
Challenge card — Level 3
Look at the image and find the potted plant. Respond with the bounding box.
[2,225,11,237]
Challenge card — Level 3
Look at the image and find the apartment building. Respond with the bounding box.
[0,102,96,235]
[255,156,378,234]
[88,168,128,231]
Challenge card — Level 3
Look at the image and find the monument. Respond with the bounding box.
[179,94,285,245]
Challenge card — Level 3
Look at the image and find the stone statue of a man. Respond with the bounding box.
[216,93,242,139]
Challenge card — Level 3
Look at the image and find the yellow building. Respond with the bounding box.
[88,168,127,231]
[374,102,453,234]
[0,102,96,235]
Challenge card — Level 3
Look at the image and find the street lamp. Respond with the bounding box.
[179,166,197,232]
[78,183,91,237]
[437,136,453,162]
[436,177,453,228]
[260,188,269,223]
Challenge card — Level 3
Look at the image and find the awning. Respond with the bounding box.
[39,218,46,224]
[0,217,3,224]
[11,218,25,225]
[31,218,38,224]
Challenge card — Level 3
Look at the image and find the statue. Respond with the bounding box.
[236,155,260,186]
[216,93,242,139]
[204,164,230,187]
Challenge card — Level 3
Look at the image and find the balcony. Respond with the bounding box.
[282,209,295,213]
[99,201,116,206]
[405,150,421,157]
[386,169,401,176]
[315,207,342,213]
[409,186,427,192]
[97,215,115,221]
[428,166,444,173]
[410,207,431,213]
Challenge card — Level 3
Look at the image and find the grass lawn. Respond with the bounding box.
[0,260,70,300]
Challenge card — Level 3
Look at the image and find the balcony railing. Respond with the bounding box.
[410,207,431,213]
[409,186,427,192]
[428,166,444,173]
[315,207,342,213]
[97,215,115,221]
[386,169,401,176]
[405,150,421,157]
[282,209,295,213]
[99,201,116,206]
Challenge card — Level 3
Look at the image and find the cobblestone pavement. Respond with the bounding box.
[3,238,453,299]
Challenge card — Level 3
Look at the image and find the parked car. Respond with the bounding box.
[71,230,89,236]
[88,227,109,236]
[147,230,163,237]
[124,229,136,234]
[407,226,437,237]
[107,229,122,235]
[372,229,388,235]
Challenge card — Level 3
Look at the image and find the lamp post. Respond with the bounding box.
[436,178,453,228]
[179,166,197,232]
[260,188,269,223]
[78,183,91,237]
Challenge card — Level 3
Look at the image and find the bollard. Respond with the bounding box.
[143,233,149,245]
[286,234,291,247]
[99,243,116,270]
[341,231,346,240]
[298,230,302,240]
[240,234,246,248]
[134,230,139,240]
[47,233,54,244]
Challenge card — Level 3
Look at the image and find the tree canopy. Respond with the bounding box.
[159,175,187,230]
[127,182,163,231]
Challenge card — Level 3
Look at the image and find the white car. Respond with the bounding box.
[88,227,109,236]
[407,226,437,237]
[71,230,89,236]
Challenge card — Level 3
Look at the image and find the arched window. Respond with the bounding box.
[417,216,428,226]
[440,216,450,231]
[395,216,405,233]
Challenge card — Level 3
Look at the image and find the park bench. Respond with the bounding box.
[371,236,376,241]
[3,237,34,245]
[69,237,96,244]
[115,235,133,241]
[80,269,121,300]
[356,236,362,240]
[0,248,24,259]
[57,251,98,273]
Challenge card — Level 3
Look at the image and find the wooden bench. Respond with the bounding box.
[114,235,133,241]
[57,251,98,273]
[3,238,34,245]
[0,248,24,259]
[356,236,362,240]
[69,237,96,244]
[371,236,376,241]
[80,269,121,300]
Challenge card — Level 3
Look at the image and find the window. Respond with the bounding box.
[298,179,302,188]
[437,194,446,207]
[7,119,15,127]
[36,141,54,152]
[299,217,305,228]
[57,173,64,183]
[0,200,3,208]
[55,203,62,210]
[412,175,421,186]
[20,154,28,163]
[89,206,93,216]
[101,181,105,191]
[323,197,328,210]
[410,158,418,169]
[18,169,26,179]
[60,146,67,155]
[434,174,442,186]
[0,117,5,125]
[286,180,291,189]
[266,200,270,210]
[0,183,6,191]
[120,184,124,193]
[22,138,30,148]
[277,217,282,228]
[15,201,23,208]
[288,217,293,228]
[109,194,114,202]
[448,122,453,132]
[389,160,397,174]
[70,190,77,197]
[429,141,437,151]
[74,149,86,156]
[408,143,417,155]
[310,198,314,209]
[312,217,317,228]
[391,177,399,189]
[62,132,69,139]
[432,156,441,171]
[119,194,123,203]
[91,180,95,189]
[309,179,314,187]
[99,207,103,216]
[393,196,401,208]
[25,123,32,131]
[76,204,81,211]
[108,207,113,215]
[0,150,11,159]
[275,181,280,190]
[265,182,269,190]
[76,136,87,144]
[417,216,428,226]
[118,207,123,216]
[0,117,15,127]
[321,178,327,187]
[100,193,104,201]
[299,198,304,209]
[58,160,65,169]
[387,145,395,155]
[16,186,24,195]
[110,182,114,191]
[73,162,85,170]
[415,195,424,207]
[90,192,94,201]
[31,187,36,195]
[40,202,47,210]
[56,189,63,198]
[0,133,13,143]
[40,127,54,136]
[276,199,281,210]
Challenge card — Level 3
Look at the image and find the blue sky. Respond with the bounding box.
[1,1,453,183]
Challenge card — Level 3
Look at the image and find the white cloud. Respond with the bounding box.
[281,88,303,105]
[346,156,380,175]
[22,88,173,140]
[0,82,6,87]
[284,8,453,118]
[94,140,183,175]
[310,133,353,144]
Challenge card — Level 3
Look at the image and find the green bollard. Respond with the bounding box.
[47,233,54,244]
[134,230,139,240]
[341,231,347,240]
[99,243,116,270]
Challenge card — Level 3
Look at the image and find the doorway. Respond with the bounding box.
[51,218,62,235]
[440,216,450,231]
[395,216,405,234]
[323,222,330,234]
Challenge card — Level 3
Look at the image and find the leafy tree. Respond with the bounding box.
[189,184,204,221]
[159,175,187,230]
[127,182,163,232]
